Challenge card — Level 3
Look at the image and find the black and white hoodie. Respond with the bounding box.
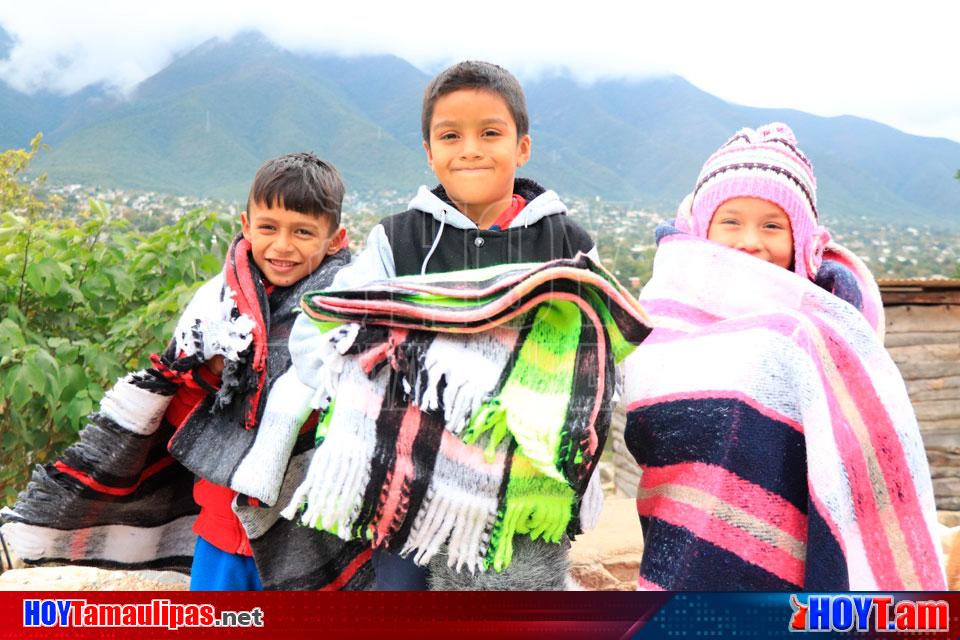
[331,177,598,287]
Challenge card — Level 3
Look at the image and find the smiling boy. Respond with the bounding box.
[242,192,345,287]
[1,152,371,592]
[311,60,600,590]
[329,60,598,288]
[424,88,530,229]
[184,152,352,590]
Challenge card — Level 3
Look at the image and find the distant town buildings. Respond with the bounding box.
[42,184,960,282]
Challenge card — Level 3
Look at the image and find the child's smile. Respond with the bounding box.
[241,203,343,286]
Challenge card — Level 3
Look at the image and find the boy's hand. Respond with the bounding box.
[205,355,225,376]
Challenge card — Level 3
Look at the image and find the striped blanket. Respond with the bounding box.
[281,255,652,573]
[623,228,945,590]
[1,236,372,590]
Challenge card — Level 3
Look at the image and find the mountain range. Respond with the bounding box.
[1,29,959,226]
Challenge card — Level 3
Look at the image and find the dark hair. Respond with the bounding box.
[421,60,529,143]
[246,152,344,228]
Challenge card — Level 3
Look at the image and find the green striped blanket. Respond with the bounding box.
[280,255,651,572]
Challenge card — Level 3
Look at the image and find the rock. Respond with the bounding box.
[942,525,960,591]
[0,543,24,571]
[569,496,643,591]
[939,510,960,528]
[0,566,189,591]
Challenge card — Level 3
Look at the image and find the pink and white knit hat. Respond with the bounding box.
[676,122,830,279]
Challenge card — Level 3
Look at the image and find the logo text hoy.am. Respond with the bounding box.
[790,595,949,632]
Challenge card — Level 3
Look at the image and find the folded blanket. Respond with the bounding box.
[623,228,945,590]
[2,236,372,590]
[0,371,196,572]
[281,255,652,572]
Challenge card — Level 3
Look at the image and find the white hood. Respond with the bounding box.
[406,185,568,230]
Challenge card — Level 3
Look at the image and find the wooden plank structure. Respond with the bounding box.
[610,278,960,512]
[879,278,960,511]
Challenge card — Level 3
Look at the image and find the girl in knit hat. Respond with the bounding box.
[675,122,885,327]
[620,123,945,591]
[679,122,828,278]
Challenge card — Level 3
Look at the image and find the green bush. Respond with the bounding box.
[0,136,238,503]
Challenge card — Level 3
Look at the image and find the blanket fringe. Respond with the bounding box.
[281,426,372,537]
[280,358,381,538]
[486,456,574,572]
[400,486,496,573]
[407,330,518,435]
[287,321,359,411]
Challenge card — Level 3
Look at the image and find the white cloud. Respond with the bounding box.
[0,0,958,141]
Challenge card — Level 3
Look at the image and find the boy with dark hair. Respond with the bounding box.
[2,152,373,591]
[420,59,530,149]
[182,152,349,589]
[331,60,597,289]
[303,61,601,590]
[239,152,346,286]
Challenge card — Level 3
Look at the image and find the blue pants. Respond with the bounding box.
[372,549,428,590]
[190,536,263,591]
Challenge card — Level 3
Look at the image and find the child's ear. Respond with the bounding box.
[423,140,434,171]
[327,225,347,255]
[516,134,531,167]
[240,211,251,240]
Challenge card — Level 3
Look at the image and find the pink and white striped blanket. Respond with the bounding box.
[622,229,945,590]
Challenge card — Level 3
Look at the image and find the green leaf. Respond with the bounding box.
[3,213,27,227]
[82,271,111,297]
[198,253,222,275]
[24,429,48,449]
[59,363,88,400]
[53,341,81,365]
[42,272,62,296]
[21,361,48,396]
[23,258,65,298]
[10,369,33,409]
[32,348,59,375]
[88,199,109,218]
[111,268,135,299]
[59,283,86,305]
[0,364,19,397]
[24,262,44,293]
[0,318,25,348]
[65,392,94,428]
[86,382,104,403]
[139,252,158,271]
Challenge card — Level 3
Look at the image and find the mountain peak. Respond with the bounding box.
[169,29,284,66]
[0,45,954,226]
[213,30,281,55]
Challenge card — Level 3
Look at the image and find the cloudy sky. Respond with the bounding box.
[1,0,957,142]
